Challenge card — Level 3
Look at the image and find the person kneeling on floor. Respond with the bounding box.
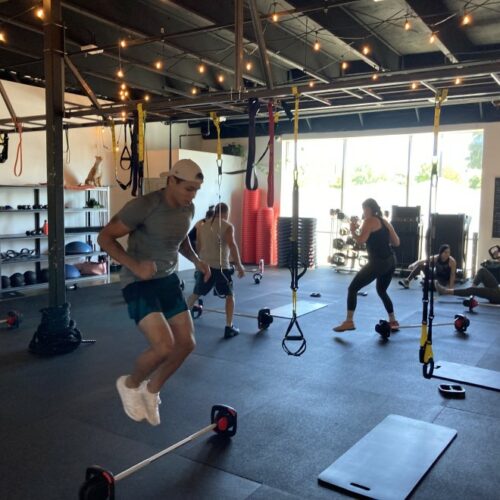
[187,202,245,339]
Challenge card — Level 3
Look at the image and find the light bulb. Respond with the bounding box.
[455,77,462,85]
[308,81,315,88]
[404,19,411,31]
[35,8,44,19]
[0,31,5,43]
[245,61,252,71]
[430,33,436,43]
[198,63,205,74]
[120,39,126,48]
[120,83,126,90]
[372,73,379,81]
[191,87,198,95]
[154,60,162,70]
[272,13,278,22]
[462,13,471,26]
[362,45,370,55]
[121,111,126,117]
[341,61,348,70]
[313,40,320,51]
[217,74,225,83]
[411,82,418,90]
[144,94,150,101]
[117,68,124,78]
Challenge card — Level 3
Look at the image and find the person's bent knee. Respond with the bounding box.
[177,335,196,354]
[151,339,174,360]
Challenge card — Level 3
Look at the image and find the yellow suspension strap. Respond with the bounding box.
[420,88,448,379]
[282,86,307,357]
[110,118,119,179]
[210,112,226,278]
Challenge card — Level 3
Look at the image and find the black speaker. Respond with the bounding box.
[428,214,470,272]
[392,205,420,221]
[391,206,421,268]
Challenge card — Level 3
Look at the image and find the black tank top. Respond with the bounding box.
[435,257,451,281]
[366,217,393,260]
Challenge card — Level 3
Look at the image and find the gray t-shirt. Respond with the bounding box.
[198,218,232,269]
[117,189,194,287]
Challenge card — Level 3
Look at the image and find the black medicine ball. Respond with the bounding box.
[1,275,10,288]
[24,270,37,285]
[10,272,25,287]
[39,269,49,283]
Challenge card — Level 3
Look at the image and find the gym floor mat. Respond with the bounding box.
[433,361,500,391]
[318,414,457,500]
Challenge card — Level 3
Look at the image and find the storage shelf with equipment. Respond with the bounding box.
[0,185,110,297]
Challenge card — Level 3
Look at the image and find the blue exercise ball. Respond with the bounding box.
[65,241,93,255]
[65,264,81,279]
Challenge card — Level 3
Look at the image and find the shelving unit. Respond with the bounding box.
[0,185,111,297]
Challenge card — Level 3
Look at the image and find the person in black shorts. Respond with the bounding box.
[399,244,456,289]
[98,159,210,426]
[333,198,401,332]
[186,202,245,338]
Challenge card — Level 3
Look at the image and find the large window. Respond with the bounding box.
[281,129,484,266]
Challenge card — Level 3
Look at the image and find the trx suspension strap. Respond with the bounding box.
[210,112,226,287]
[267,99,275,208]
[282,87,307,357]
[420,88,448,379]
[130,104,145,197]
[246,98,260,190]
[111,118,128,190]
[120,122,131,170]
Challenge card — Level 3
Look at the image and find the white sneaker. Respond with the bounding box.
[140,382,161,426]
[116,375,146,422]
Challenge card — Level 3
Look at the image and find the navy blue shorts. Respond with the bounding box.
[122,274,187,324]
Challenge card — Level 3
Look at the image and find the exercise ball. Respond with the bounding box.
[65,241,93,255]
[65,264,81,279]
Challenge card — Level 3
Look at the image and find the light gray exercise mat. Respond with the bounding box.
[271,301,328,319]
[318,414,457,500]
[434,361,500,391]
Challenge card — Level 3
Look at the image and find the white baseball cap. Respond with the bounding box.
[166,159,204,184]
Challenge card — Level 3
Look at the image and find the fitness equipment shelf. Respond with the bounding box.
[0,185,111,297]
[328,209,368,272]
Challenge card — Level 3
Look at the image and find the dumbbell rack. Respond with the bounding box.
[328,209,368,273]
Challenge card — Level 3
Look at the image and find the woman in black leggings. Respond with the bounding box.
[333,198,401,332]
[435,267,500,304]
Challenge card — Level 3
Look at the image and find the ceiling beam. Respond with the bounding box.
[64,59,500,119]
[248,0,274,89]
[404,0,475,64]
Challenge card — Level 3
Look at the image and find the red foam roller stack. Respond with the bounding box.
[256,207,275,266]
[241,189,261,264]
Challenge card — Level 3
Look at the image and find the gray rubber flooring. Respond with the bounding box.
[0,267,499,499]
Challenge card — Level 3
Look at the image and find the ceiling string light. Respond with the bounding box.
[313,31,320,52]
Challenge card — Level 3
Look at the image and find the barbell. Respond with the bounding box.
[79,404,237,500]
[191,300,274,330]
[0,310,22,329]
[375,314,470,339]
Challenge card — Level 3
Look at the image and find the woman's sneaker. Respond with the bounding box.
[398,279,410,289]
[140,382,161,426]
[333,320,355,332]
[116,376,146,422]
